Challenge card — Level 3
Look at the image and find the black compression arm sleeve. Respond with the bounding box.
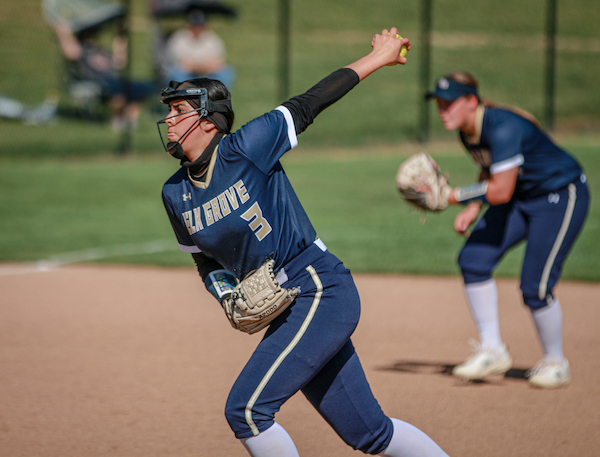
[281,68,360,135]
[191,252,225,282]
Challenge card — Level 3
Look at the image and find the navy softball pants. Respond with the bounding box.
[224,242,393,454]
[458,176,589,309]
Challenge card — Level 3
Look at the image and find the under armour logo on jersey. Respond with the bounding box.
[548,193,560,204]
[183,192,192,201]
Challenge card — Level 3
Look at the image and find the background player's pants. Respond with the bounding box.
[225,243,393,454]
[458,176,589,309]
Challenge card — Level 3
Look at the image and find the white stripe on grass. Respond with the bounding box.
[0,240,176,276]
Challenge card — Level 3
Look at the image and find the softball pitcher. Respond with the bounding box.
[158,29,449,456]
[425,71,589,388]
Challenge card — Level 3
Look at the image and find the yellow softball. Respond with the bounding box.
[396,34,408,58]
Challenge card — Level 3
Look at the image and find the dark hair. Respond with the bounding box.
[182,78,235,132]
[444,71,541,127]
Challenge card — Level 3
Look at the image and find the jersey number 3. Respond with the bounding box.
[241,202,272,241]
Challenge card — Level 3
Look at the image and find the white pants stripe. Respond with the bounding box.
[538,183,576,300]
[244,265,323,435]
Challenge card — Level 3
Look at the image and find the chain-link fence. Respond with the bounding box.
[281,0,600,145]
[1,0,598,154]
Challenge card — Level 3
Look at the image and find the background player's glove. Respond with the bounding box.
[395,151,450,212]
[221,257,298,334]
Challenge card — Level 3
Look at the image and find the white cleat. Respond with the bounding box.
[452,341,513,380]
[527,357,571,389]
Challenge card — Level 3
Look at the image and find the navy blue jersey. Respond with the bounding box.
[459,105,583,198]
[162,106,316,279]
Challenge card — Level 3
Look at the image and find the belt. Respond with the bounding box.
[275,238,327,285]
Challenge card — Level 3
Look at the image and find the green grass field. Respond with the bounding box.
[0,0,598,280]
[1,133,598,281]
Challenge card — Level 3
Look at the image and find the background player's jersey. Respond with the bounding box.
[162,106,316,279]
[459,106,583,198]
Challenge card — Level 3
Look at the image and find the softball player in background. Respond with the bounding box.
[426,71,589,389]
[158,29,449,456]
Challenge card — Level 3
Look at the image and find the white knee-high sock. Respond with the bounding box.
[531,297,564,360]
[240,422,300,457]
[379,418,448,457]
[464,279,503,350]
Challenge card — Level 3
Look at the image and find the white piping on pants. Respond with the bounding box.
[538,183,576,300]
[244,265,323,435]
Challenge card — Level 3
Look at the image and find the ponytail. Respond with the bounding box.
[444,71,541,128]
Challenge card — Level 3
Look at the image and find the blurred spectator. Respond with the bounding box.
[163,11,235,89]
[0,92,58,125]
[53,21,152,130]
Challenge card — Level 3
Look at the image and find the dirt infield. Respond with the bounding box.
[1,264,599,457]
